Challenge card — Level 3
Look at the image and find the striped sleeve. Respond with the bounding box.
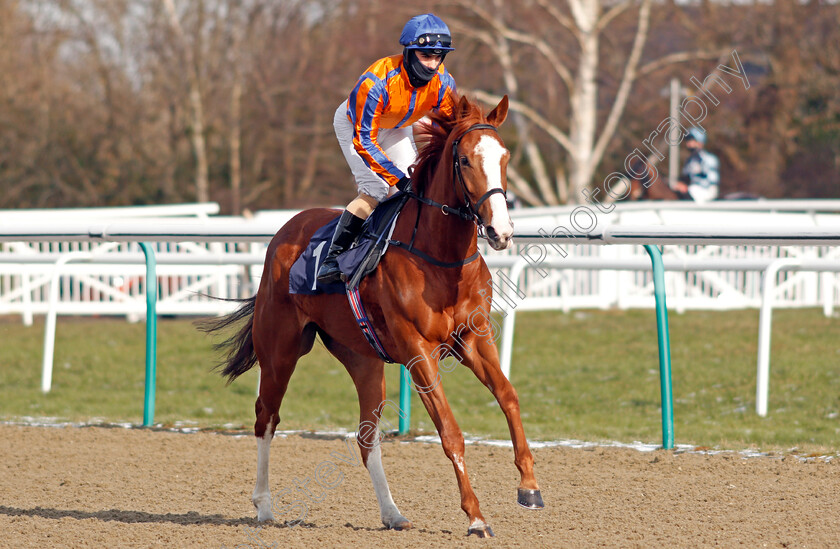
[435,67,457,118]
[348,72,404,186]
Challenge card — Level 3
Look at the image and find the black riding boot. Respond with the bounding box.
[316,210,366,284]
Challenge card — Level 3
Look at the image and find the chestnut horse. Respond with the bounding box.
[626,157,684,201]
[203,95,542,537]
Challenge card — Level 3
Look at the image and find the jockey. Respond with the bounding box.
[675,127,720,203]
[317,13,458,284]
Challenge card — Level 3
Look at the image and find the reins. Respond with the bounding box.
[393,184,480,268]
[404,189,473,221]
[396,123,504,269]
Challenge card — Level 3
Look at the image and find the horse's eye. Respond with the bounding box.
[460,156,470,167]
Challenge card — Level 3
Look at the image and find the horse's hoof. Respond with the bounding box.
[467,521,495,538]
[387,518,413,531]
[253,498,275,522]
[517,488,545,509]
[256,510,275,522]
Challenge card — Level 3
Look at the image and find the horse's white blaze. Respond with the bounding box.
[253,419,275,521]
[365,435,407,527]
[475,135,513,244]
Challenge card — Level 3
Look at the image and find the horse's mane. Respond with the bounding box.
[412,96,488,193]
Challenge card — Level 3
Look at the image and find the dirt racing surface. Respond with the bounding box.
[0,424,837,548]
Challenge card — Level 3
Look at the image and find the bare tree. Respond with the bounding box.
[3,0,836,210]
[447,0,729,204]
[161,0,209,203]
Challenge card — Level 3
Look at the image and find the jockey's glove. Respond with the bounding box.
[396,176,412,192]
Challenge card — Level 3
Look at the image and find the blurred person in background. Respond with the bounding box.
[675,127,720,203]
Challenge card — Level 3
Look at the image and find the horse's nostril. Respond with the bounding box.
[487,227,500,241]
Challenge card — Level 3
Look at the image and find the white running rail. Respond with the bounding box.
[2,201,840,416]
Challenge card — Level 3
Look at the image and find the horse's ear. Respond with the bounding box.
[486,95,509,127]
[458,95,472,117]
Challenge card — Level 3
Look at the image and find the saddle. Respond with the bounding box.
[288,192,410,296]
[289,188,480,363]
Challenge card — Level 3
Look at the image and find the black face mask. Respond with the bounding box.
[687,146,700,154]
[403,49,443,88]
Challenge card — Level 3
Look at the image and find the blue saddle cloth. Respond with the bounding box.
[288,192,409,295]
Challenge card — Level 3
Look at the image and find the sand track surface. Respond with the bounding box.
[0,424,837,548]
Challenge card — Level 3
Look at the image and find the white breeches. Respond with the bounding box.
[333,102,417,202]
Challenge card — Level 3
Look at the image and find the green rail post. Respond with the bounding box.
[398,365,411,435]
[643,244,675,450]
[139,243,157,427]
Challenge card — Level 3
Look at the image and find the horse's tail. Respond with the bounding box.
[197,296,258,384]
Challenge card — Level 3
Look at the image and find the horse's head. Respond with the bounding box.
[625,157,677,201]
[449,95,513,250]
[626,157,650,200]
[414,95,514,250]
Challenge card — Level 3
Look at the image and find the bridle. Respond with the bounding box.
[391,123,509,268]
[406,123,506,230]
[451,123,507,226]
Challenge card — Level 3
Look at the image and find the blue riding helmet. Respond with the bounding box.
[686,127,707,144]
[399,13,455,54]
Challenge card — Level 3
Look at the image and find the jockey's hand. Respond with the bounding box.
[396,176,412,192]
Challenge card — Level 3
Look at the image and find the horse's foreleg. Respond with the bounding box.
[408,353,493,537]
[328,342,411,530]
[358,377,413,530]
[460,334,544,510]
[363,432,412,530]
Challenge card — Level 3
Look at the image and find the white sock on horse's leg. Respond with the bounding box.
[252,419,275,521]
[365,434,410,529]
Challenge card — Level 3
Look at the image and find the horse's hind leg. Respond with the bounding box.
[323,338,411,530]
[459,332,543,510]
[251,321,317,522]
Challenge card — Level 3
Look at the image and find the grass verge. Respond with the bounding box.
[0,309,838,453]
